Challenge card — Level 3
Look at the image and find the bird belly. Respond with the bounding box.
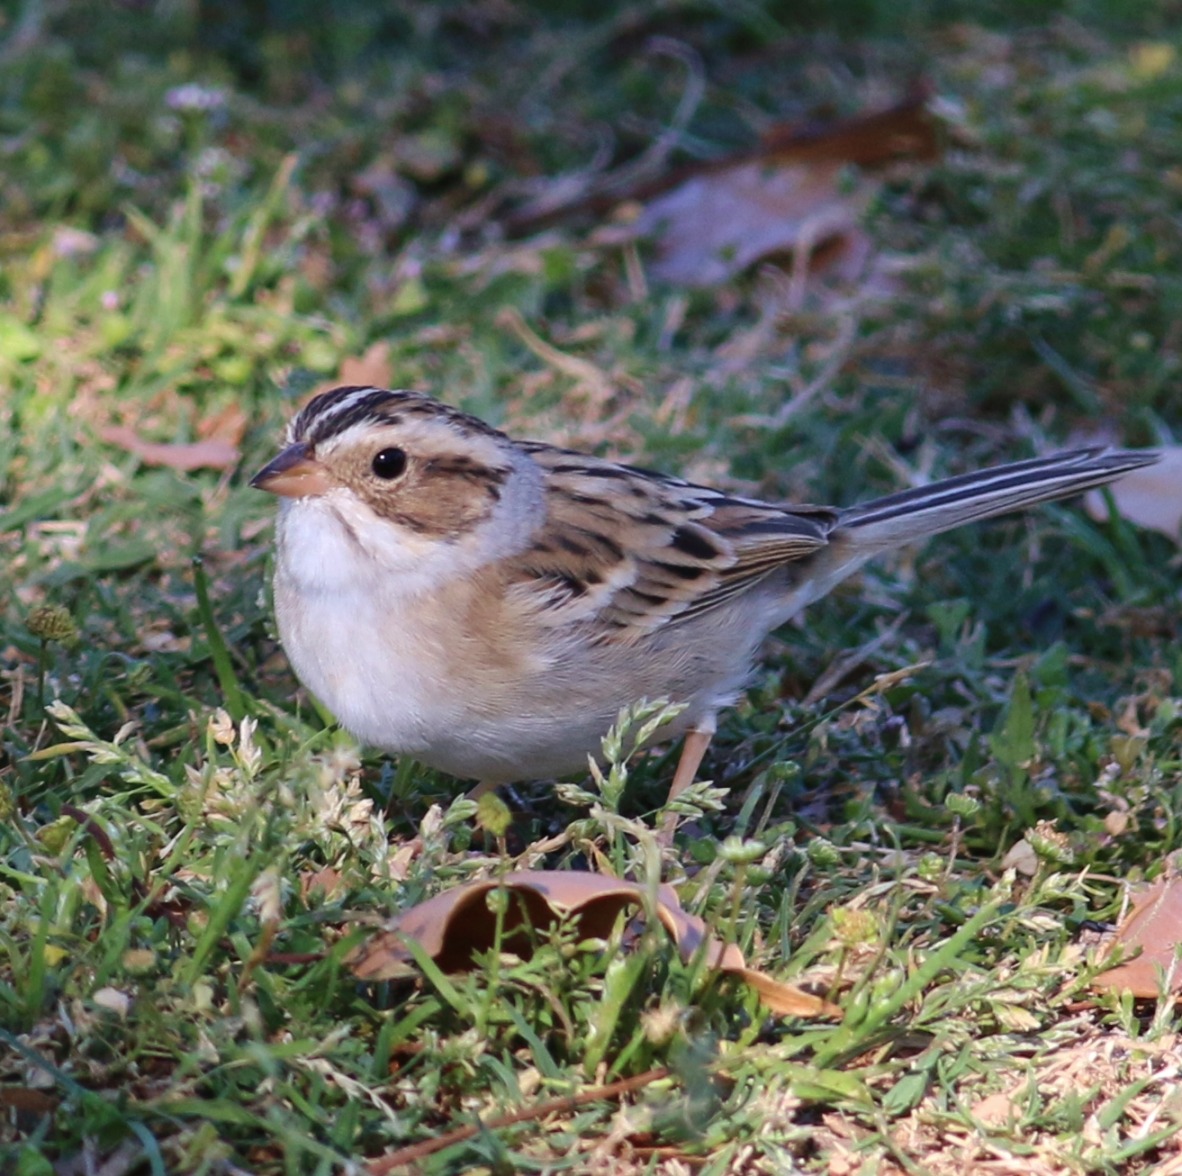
[277,601,615,779]
[274,582,444,754]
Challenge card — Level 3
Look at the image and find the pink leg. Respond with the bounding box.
[659,718,716,844]
[668,726,715,802]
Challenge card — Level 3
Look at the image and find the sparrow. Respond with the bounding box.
[251,384,1157,812]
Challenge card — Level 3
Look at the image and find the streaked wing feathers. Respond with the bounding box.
[507,446,835,643]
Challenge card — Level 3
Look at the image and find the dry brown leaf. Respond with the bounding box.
[632,93,937,289]
[349,869,838,1018]
[309,341,395,402]
[1001,838,1039,877]
[197,401,249,447]
[99,425,239,472]
[971,1089,1020,1127]
[299,866,346,904]
[636,160,874,288]
[1084,445,1182,544]
[1091,873,1182,997]
[0,1087,58,1114]
[386,838,422,882]
[337,341,393,390]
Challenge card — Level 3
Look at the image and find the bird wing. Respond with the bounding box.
[505,444,835,644]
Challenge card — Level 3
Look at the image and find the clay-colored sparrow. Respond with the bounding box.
[252,385,1157,806]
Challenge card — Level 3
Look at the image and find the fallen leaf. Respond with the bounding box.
[299,866,346,904]
[92,986,132,1017]
[1091,873,1182,998]
[1104,810,1131,837]
[99,425,239,471]
[1001,838,1039,877]
[0,1088,58,1113]
[338,341,393,391]
[349,869,838,1018]
[971,1089,1019,1127]
[1085,445,1182,544]
[630,93,937,291]
[387,838,422,882]
[310,341,396,402]
[636,160,872,288]
[197,401,249,447]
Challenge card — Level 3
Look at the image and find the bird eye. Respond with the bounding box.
[371,447,407,479]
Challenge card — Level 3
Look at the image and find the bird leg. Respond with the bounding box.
[466,779,499,801]
[659,718,716,845]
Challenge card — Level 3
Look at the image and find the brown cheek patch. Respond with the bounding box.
[359,460,511,539]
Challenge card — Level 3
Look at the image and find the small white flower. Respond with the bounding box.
[53,227,99,258]
[165,83,228,113]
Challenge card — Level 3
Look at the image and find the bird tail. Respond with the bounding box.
[835,447,1158,551]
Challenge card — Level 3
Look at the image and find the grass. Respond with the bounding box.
[2,2,1181,1172]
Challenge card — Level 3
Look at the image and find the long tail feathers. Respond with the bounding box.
[836,447,1159,551]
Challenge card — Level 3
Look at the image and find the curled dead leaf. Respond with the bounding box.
[1091,873,1182,998]
[349,869,838,1019]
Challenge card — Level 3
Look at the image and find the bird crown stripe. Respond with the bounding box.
[293,386,395,442]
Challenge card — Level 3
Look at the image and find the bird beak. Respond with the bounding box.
[250,443,332,498]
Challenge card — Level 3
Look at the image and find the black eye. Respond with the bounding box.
[371,447,407,479]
